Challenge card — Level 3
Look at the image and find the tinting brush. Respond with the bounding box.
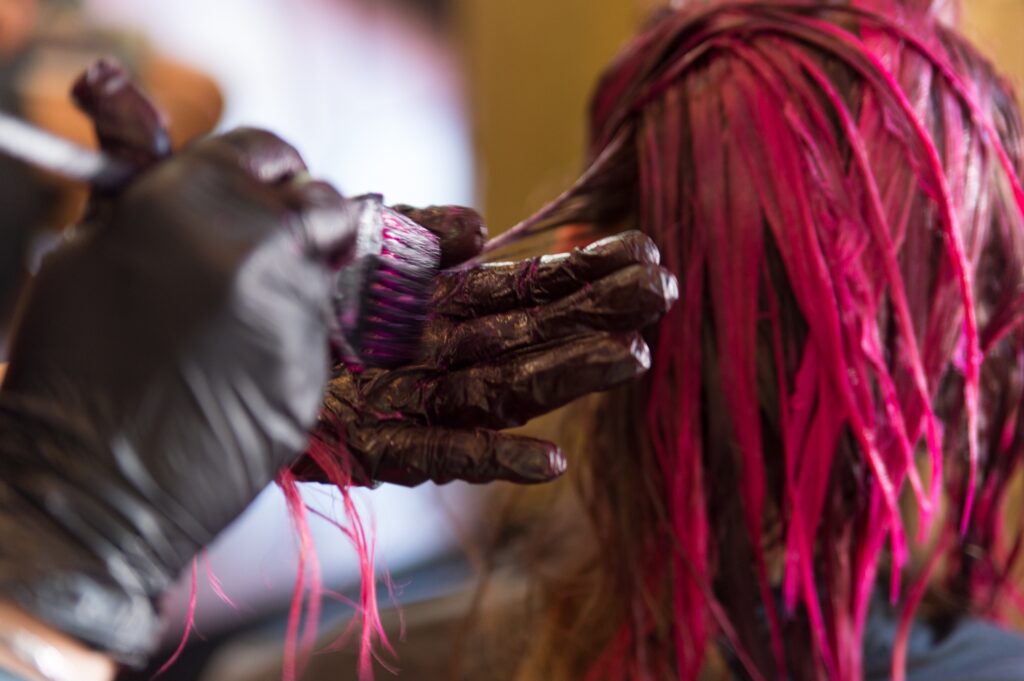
[332,194,441,368]
[0,113,441,369]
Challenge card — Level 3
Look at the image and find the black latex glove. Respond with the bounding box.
[295,230,677,487]
[0,99,353,665]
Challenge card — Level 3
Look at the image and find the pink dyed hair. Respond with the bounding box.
[493,1,1024,680]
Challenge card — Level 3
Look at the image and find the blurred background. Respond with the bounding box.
[1,0,1024,679]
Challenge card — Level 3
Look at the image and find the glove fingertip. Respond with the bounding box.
[582,230,660,266]
[631,334,653,373]
[622,230,661,265]
[661,268,679,307]
[633,264,679,318]
[208,128,308,184]
[606,331,652,376]
[281,179,358,269]
[496,439,567,483]
[393,204,487,268]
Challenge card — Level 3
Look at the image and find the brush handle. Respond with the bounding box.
[0,112,133,191]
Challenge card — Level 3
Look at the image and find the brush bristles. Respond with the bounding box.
[354,208,440,367]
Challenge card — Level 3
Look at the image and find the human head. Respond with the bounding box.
[509,2,1024,679]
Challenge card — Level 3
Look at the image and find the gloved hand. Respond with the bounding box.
[56,61,679,494]
[0,66,354,664]
[295,230,677,487]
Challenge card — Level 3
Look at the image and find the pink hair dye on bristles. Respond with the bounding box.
[334,199,441,369]
[485,1,1024,679]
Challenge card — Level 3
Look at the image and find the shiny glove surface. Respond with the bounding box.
[0,70,353,662]
[296,230,678,487]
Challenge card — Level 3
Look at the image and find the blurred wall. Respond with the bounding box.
[455,0,655,235]
[963,0,1024,91]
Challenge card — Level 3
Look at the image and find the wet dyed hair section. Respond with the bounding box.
[281,419,396,681]
[492,2,1024,680]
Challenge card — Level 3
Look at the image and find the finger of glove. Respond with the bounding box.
[279,178,358,268]
[168,130,312,245]
[425,263,678,367]
[391,204,487,268]
[72,58,171,170]
[378,331,651,429]
[198,127,308,185]
[432,230,660,317]
[351,426,566,486]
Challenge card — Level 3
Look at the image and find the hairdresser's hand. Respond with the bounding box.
[296,230,677,487]
[0,122,354,664]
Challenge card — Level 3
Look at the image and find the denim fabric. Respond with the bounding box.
[864,605,1024,681]
[0,669,29,681]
